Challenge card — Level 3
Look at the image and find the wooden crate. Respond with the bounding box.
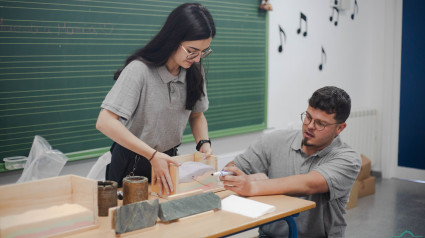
[0,175,98,237]
[151,152,223,198]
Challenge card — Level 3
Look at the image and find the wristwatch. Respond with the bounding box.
[196,139,211,151]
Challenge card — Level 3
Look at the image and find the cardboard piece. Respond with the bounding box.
[357,154,371,181]
[0,175,98,237]
[346,180,360,209]
[358,176,376,198]
[151,152,223,197]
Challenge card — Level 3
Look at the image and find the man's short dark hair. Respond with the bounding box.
[308,86,351,122]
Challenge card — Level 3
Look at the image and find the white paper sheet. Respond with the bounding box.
[221,195,276,218]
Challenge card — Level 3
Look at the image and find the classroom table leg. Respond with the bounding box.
[221,213,300,238]
[283,213,299,238]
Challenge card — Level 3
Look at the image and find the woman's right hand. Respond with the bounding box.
[150,152,180,195]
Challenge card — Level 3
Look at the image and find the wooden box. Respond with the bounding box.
[0,175,98,237]
[151,152,223,198]
[357,154,372,181]
[346,180,360,209]
[358,176,376,198]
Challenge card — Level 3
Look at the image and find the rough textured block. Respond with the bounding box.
[158,192,221,222]
[114,199,159,234]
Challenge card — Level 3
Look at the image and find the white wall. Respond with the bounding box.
[267,0,406,179]
[268,0,385,130]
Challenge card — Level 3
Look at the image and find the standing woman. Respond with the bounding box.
[96,3,215,195]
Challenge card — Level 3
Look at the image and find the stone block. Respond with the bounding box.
[158,192,221,222]
[113,199,159,234]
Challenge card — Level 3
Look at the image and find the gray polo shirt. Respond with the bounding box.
[101,60,208,152]
[234,129,361,238]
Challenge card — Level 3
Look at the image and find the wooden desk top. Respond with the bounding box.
[65,190,316,238]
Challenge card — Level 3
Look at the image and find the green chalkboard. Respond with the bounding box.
[0,0,267,164]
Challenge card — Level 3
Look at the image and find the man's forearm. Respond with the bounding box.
[251,171,328,196]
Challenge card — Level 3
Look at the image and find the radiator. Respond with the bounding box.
[340,109,378,165]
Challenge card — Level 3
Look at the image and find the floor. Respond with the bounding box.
[229,177,425,238]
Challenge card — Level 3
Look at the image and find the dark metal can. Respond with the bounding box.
[97,180,118,216]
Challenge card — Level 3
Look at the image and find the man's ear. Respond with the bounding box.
[335,122,347,136]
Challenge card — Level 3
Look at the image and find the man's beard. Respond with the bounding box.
[302,137,319,148]
[302,137,313,147]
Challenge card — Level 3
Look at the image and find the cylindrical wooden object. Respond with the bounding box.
[122,176,148,205]
[97,180,118,216]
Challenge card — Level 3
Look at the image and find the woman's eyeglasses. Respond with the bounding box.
[181,45,213,60]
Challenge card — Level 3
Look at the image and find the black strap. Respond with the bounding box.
[196,139,211,151]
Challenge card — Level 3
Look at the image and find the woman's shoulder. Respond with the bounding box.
[125,59,151,72]
[117,59,155,84]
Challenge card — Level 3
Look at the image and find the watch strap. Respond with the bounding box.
[196,139,211,151]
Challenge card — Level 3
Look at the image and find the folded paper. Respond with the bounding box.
[221,195,276,218]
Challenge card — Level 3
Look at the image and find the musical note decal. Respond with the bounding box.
[329,7,339,26]
[351,0,358,20]
[296,12,308,37]
[319,46,327,71]
[278,25,286,53]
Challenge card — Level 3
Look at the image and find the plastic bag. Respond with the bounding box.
[178,161,215,183]
[86,151,111,181]
[17,136,68,183]
[22,135,51,171]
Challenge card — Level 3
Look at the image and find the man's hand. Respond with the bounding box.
[221,166,257,196]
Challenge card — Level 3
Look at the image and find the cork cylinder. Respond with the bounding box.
[97,180,118,216]
[123,176,148,205]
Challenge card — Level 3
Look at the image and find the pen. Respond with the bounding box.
[211,171,236,176]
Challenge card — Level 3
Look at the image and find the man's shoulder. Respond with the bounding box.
[260,129,299,146]
[264,129,299,139]
[325,138,362,166]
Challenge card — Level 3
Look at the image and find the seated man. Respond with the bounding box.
[222,86,361,238]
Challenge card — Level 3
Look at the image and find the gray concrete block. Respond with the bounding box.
[158,192,221,222]
[114,199,159,234]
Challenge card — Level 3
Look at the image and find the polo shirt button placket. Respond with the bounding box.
[167,82,176,103]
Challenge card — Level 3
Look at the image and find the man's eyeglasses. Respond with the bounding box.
[300,112,340,131]
[181,45,213,60]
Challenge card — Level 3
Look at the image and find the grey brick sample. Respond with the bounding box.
[158,192,221,222]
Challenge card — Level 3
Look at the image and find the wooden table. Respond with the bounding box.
[65,190,315,238]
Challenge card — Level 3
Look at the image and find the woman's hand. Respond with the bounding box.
[199,142,212,159]
[221,166,257,197]
[150,152,180,195]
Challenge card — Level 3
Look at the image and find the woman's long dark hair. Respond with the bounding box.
[114,3,216,110]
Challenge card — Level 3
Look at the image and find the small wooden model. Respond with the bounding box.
[0,175,98,237]
[151,152,224,198]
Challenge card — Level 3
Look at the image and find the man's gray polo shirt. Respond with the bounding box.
[101,60,208,152]
[234,129,361,238]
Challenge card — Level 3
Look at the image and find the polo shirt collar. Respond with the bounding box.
[291,131,304,151]
[157,65,186,84]
[291,130,343,157]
